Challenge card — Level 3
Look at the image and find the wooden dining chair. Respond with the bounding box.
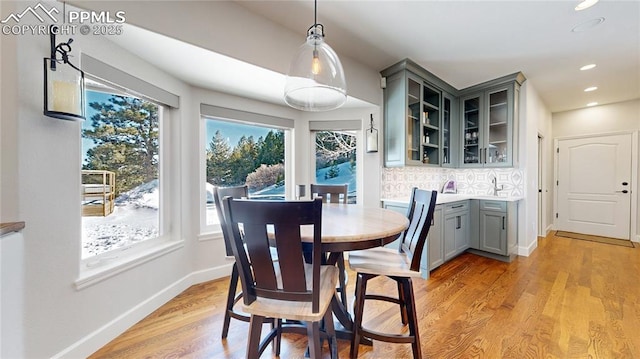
[223,197,339,358]
[310,183,348,204]
[213,185,270,339]
[348,187,438,359]
[310,183,349,307]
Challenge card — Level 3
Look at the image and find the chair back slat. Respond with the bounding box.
[399,188,438,272]
[310,183,348,204]
[272,224,308,292]
[242,223,279,290]
[213,185,248,256]
[224,197,324,313]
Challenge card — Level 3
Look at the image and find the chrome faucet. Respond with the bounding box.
[491,176,503,196]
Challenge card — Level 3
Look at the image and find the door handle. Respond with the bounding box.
[456,215,461,229]
[502,216,506,230]
[616,190,629,194]
[622,182,628,186]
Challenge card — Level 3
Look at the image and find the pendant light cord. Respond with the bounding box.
[314,0,317,27]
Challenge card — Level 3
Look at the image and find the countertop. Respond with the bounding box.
[382,193,524,206]
[1,222,25,237]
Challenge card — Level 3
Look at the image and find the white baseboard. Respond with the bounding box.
[53,263,234,359]
[545,224,554,236]
[634,235,640,243]
[517,239,538,257]
[190,262,234,284]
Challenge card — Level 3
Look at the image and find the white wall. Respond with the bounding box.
[1,1,384,357]
[0,231,25,359]
[1,2,194,357]
[0,0,19,222]
[552,99,640,240]
[519,80,553,256]
[552,99,640,137]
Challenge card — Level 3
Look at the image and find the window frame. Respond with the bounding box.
[309,120,363,205]
[76,58,181,284]
[199,105,294,237]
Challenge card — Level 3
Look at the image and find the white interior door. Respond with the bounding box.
[557,134,632,239]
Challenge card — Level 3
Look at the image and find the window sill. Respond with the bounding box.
[198,231,223,242]
[75,240,184,290]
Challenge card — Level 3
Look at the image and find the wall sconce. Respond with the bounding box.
[44,25,85,121]
[366,114,378,153]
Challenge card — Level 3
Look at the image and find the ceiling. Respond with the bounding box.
[109,0,639,113]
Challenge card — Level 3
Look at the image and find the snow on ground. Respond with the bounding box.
[82,180,159,258]
[83,163,357,257]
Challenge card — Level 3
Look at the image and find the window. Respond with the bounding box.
[81,84,163,259]
[310,125,360,204]
[314,130,357,203]
[202,113,290,232]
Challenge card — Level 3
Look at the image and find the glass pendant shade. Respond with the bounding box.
[284,26,347,112]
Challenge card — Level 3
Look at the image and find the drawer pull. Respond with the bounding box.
[451,204,464,209]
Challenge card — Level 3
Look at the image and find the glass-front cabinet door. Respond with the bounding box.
[422,84,440,165]
[406,77,421,162]
[460,85,515,167]
[462,94,482,165]
[442,96,451,165]
[486,88,511,165]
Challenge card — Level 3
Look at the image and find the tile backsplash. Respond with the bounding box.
[381,167,524,198]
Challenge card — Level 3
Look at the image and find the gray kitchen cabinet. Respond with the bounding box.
[459,73,525,168]
[382,200,443,275]
[383,202,410,216]
[441,91,458,167]
[477,200,518,257]
[381,59,525,169]
[382,201,408,251]
[381,59,458,168]
[479,210,507,254]
[426,206,443,270]
[443,201,469,261]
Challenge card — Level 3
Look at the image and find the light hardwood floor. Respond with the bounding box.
[89,233,640,358]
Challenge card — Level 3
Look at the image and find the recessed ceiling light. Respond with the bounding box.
[572,17,605,32]
[580,64,596,71]
[587,102,598,107]
[575,0,598,11]
[584,86,598,92]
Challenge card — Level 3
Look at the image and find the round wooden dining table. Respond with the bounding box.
[303,203,410,252]
[300,203,410,342]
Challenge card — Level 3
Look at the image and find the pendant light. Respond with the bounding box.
[284,0,347,111]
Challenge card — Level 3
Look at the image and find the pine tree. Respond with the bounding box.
[257,130,285,166]
[206,130,232,185]
[228,135,259,185]
[83,95,158,195]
